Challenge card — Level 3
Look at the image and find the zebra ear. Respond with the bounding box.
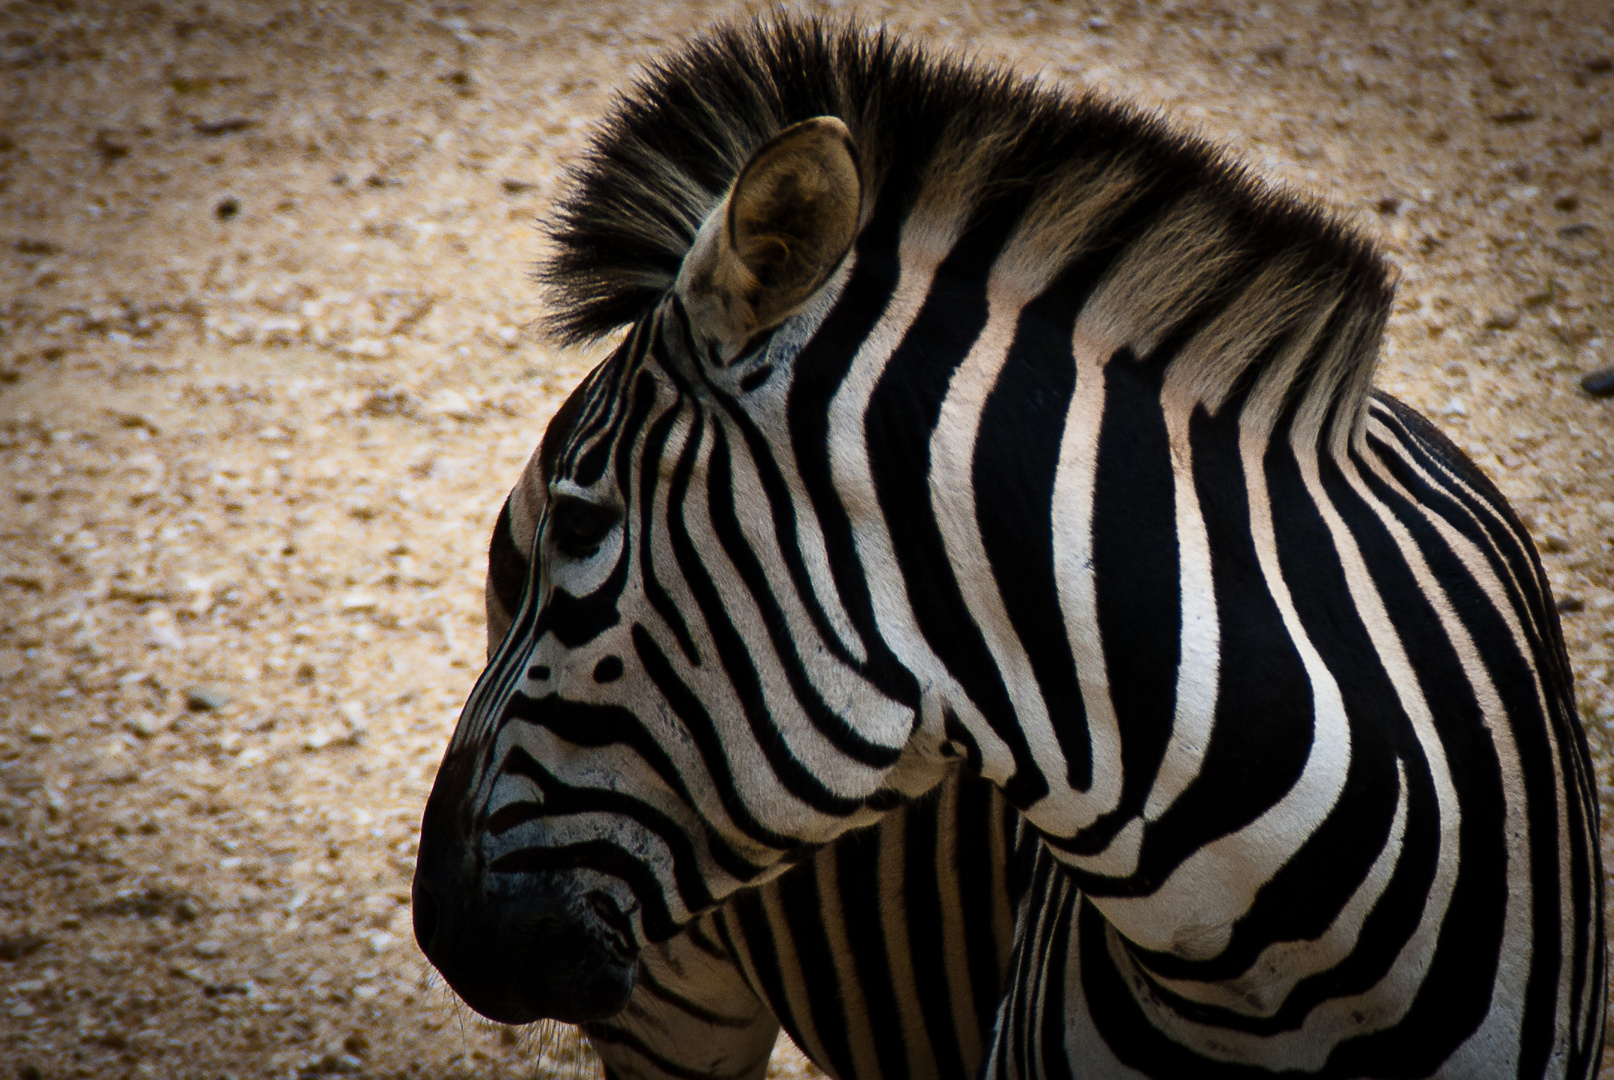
[678,116,861,362]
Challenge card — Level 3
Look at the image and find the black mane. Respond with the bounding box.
[541,17,1393,447]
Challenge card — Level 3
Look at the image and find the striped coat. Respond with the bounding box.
[414,17,1604,1078]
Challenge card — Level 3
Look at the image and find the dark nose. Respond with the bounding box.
[412,751,638,1024]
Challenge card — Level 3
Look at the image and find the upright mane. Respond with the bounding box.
[542,16,1395,448]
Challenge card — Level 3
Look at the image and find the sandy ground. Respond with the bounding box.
[0,1,1609,1077]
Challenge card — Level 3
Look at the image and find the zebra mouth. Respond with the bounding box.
[505,900,639,1024]
[413,868,639,1025]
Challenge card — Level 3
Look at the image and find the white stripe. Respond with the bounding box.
[929,273,1096,830]
[744,268,870,667]
[1147,758,1408,1017]
[826,214,1017,780]
[1046,326,1126,835]
[1143,393,1220,822]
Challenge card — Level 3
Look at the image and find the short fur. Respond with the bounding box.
[541,16,1395,448]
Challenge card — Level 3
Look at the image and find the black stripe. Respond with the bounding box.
[1360,417,1566,1075]
[535,552,626,649]
[832,819,907,1080]
[786,198,920,707]
[487,496,530,627]
[1068,345,1182,854]
[568,326,643,485]
[971,266,1088,792]
[954,774,1013,1067]
[502,692,698,809]
[631,623,800,856]
[1035,871,1077,1080]
[491,839,678,943]
[662,412,867,816]
[902,790,967,1080]
[708,383,869,674]
[867,193,1046,807]
[686,918,729,960]
[634,376,702,666]
[783,856,859,1080]
[1074,402,1311,898]
[583,1025,766,1080]
[540,366,597,486]
[725,890,805,1062]
[633,961,764,1028]
[705,421,903,768]
[494,742,715,920]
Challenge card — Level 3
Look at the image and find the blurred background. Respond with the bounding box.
[0,1,1610,1077]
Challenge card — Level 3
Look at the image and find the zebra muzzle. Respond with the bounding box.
[413,754,639,1025]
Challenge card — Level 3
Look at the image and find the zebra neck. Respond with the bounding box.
[825,194,1393,860]
[890,167,1395,460]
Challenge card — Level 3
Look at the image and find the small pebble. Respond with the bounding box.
[1481,305,1520,331]
[194,939,226,958]
[0,932,48,961]
[186,686,231,711]
[193,117,255,136]
[127,713,164,738]
[1580,366,1614,398]
[309,1052,364,1074]
[1556,596,1584,613]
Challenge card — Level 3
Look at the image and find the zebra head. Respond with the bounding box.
[414,117,945,1025]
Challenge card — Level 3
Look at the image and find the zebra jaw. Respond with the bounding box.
[675,114,862,365]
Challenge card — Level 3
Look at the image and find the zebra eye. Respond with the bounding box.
[548,495,619,559]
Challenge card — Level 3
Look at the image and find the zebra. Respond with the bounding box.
[413,17,1606,1079]
[484,477,1022,1080]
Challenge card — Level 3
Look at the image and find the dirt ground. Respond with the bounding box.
[0,1,1609,1078]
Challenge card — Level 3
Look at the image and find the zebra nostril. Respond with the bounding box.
[593,656,624,683]
[585,889,635,961]
[412,880,440,955]
[528,664,551,681]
